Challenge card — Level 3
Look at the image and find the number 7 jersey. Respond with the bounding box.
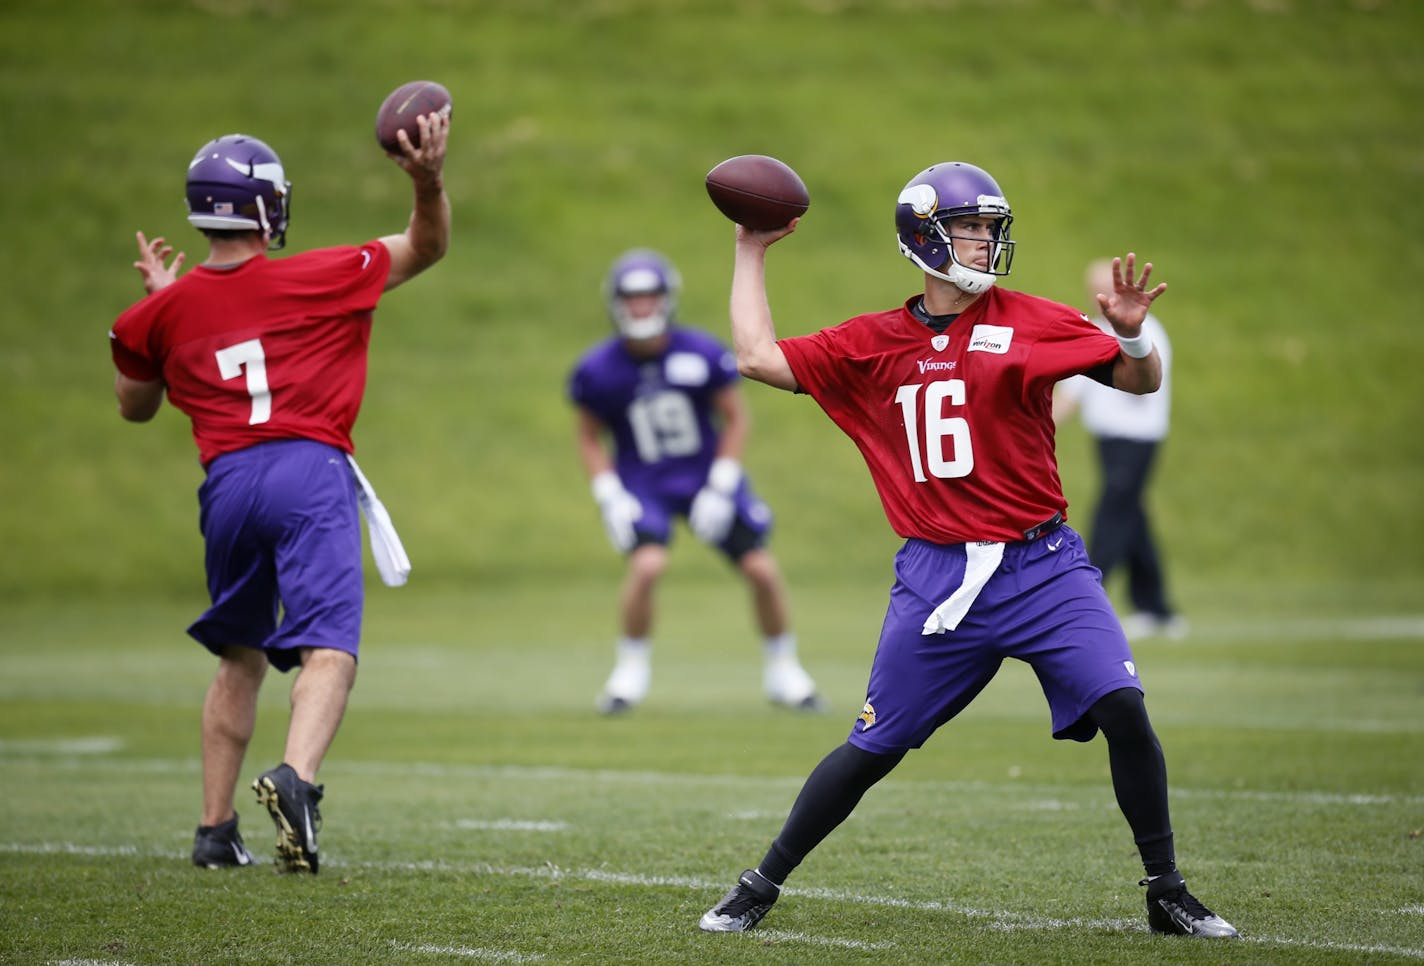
[778,289,1122,545]
[109,243,391,466]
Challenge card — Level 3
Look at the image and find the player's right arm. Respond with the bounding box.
[729,223,799,392]
[575,405,642,553]
[379,112,452,291]
[114,372,164,422]
[574,406,614,479]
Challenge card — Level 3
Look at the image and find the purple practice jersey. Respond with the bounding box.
[568,327,738,502]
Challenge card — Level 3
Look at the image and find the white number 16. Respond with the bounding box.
[895,380,974,482]
[215,338,272,425]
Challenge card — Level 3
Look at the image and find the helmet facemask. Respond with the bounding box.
[604,251,681,340]
[915,210,1014,294]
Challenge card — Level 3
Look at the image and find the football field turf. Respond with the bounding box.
[2,581,1420,964]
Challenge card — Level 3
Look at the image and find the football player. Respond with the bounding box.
[568,249,821,714]
[698,163,1237,938]
[109,115,450,873]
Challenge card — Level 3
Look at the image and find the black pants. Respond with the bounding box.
[1089,436,1173,618]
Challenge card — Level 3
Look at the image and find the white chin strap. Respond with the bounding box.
[902,244,997,295]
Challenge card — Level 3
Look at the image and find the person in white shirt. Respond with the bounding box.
[1055,258,1186,640]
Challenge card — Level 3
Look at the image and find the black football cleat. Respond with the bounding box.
[699,869,780,932]
[252,763,323,874]
[1142,872,1239,938]
[191,813,255,869]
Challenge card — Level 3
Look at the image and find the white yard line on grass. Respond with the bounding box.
[389,942,544,962]
[1200,616,1424,640]
[455,819,567,831]
[6,842,1422,959]
[6,754,1423,808]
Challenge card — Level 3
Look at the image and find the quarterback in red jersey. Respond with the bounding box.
[108,116,449,874]
[699,162,1238,939]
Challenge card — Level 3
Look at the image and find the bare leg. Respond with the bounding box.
[201,646,268,826]
[738,549,789,637]
[282,647,357,783]
[619,544,668,638]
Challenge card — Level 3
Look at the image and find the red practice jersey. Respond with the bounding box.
[778,288,1122,544]
[110,242,391,465]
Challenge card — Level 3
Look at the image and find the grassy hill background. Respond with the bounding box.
[1,0,1420,614]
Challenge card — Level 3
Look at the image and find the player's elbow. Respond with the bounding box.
[118,396,161,422]
[115,375,164,422]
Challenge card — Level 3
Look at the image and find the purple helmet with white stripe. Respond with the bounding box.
[895,161,1014,294]
[604,249,681,340]
[186,134,291,250]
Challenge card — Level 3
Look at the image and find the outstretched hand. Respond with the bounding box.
[1096,253,1166,335]
[133,230,184,294]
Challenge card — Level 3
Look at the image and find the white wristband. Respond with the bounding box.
[591,471,624,504]
[1117,331,1155,359]
[706,458,742,494]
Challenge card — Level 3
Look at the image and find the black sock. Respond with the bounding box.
[757,742,904,885]
[1088,688,1177,877]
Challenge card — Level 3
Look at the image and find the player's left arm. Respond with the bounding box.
[1097,253,1164,395]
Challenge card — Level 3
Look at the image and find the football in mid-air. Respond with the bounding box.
[705,155,810,230]
[375,80,452,154]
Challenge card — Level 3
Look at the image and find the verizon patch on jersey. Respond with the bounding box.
[968,324,1013,354]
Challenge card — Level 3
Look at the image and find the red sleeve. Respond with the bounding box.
[109,304,161,381]
[1022,306,1121,393]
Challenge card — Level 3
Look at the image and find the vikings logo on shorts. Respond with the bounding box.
[858,701,876,730]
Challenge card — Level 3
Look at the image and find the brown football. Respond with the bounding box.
[375,80,452,154]
[705,155,810,230]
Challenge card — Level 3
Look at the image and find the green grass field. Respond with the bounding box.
[2,581,1422,964]
[2,0,1422,962]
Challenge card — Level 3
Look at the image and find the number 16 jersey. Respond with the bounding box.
[778,288,1122,545]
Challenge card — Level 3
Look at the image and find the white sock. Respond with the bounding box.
[762,633,796,662]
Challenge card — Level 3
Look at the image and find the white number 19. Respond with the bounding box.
[895,379,973,482]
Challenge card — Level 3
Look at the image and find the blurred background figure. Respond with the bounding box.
[567,249,823,714]
[1055,258,1186,641]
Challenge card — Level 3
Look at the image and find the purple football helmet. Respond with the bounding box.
[604,249,681,340]
[895,162,1014,294]
[186,134,291,250]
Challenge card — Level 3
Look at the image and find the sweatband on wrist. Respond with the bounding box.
[707,458,742,494]
[1117,332,1155,358]
[591,471,624,503]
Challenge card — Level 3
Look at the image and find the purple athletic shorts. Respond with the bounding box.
[629,481,773,560]
[187,439,363,672]
[849,525,1141,753]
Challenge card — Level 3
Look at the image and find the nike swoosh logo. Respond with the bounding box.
[231,842,248,864]
[360,250,372,270]
[303,807,317,852]
[1047,537,1063,551]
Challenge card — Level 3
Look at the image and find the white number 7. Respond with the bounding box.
[215,338,272,425]
[895,380,974,482]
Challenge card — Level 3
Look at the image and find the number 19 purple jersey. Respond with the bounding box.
[568,327,738,502]
[779,288,1122,545]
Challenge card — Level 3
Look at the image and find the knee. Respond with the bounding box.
[626,545,669,586]
[298,647,358,691]
[1088,687,1155,742]
[832,741,906,787]
[738,549,780,587]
